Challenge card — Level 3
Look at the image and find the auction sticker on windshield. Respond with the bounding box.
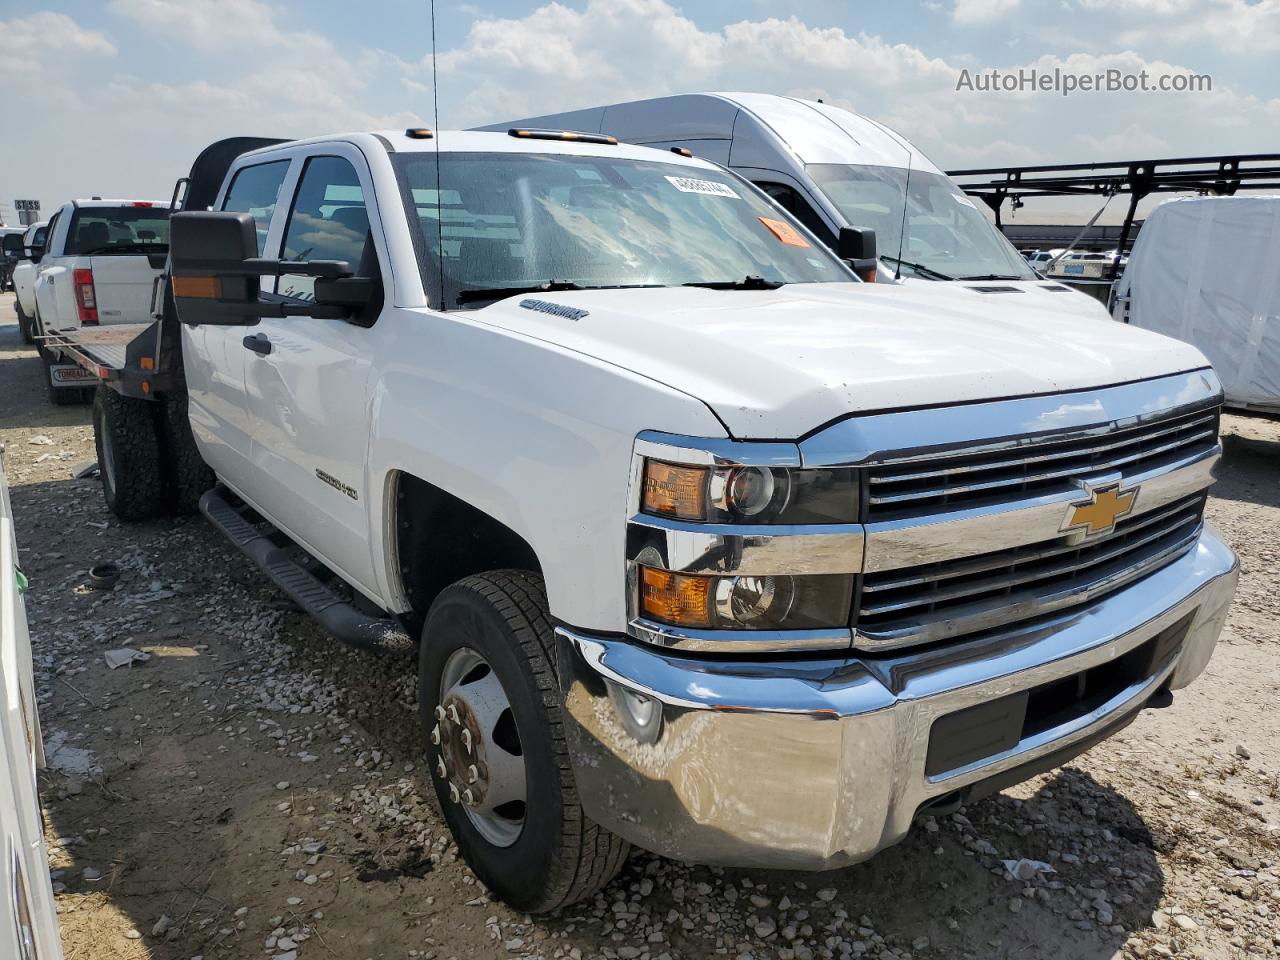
[757,217,811,248]
[664,176,740,199]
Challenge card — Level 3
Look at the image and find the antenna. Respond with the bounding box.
[894,148,913,281]
[430,0,445,310]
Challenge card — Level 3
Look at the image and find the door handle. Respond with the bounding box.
[242,333,272,355]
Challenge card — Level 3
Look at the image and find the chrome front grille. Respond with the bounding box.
[856,493,1207,649]
[865,405,1220,522]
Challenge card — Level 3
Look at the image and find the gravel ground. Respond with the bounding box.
[2,290,1278,960]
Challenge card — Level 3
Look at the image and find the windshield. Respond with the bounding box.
[65,206,171,255]
[393,152,854,307]
[807,164,1035,281]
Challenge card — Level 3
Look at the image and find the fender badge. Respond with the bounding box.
[519,298,588,321]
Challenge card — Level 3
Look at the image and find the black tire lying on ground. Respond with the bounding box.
[93,384,166,521]
[419,570,629,914]
[155,393,215,514]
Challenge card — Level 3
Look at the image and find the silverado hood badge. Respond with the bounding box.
[1062,481,1138,540]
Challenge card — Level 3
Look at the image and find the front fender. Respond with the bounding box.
[365,308,726,632]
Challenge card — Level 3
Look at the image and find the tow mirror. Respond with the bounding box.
[1,234,23,258]
[837,226,878,282]
[169,211,356,325]
[27,243,44,263]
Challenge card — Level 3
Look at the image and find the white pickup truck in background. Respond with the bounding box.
[24,200,171,404]
[12,221,48,345]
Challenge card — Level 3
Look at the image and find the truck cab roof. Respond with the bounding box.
[237,128,728,169]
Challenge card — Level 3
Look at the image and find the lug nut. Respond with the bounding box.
[434,705,446,721]
[462,788,475,805]
[461,728,472,753]
[430,724,441,745]
[435,757,447,778]
[467,764,479,784]
[447,703,461,723]
[448,782,460,803]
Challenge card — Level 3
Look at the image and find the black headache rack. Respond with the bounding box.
[48,137,288,401]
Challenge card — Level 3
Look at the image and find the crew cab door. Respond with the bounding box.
[240,148,384,598]
[181,158,292,491]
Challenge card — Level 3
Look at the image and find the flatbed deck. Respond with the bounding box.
[39,318,177,399]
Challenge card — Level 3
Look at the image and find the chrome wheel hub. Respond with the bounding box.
[433,648,526,847]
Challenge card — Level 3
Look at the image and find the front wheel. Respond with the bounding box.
[419,571,628,913]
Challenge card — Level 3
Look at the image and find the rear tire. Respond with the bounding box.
[16,301,34,344]
[156,394,214,514]
[419,570,628,913]
[93,385,166,521]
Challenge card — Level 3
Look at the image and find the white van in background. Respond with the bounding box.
[1,450,63,960]
[483,93,1107,316]
[1114,195,1280,413]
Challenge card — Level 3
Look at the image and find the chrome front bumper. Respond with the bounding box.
[556,526,1238,870]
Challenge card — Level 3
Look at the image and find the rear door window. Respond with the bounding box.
[222,160,292,256]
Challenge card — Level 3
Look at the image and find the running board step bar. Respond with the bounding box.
[200,487,412,652]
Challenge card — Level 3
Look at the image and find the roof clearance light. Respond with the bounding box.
[405,128,434,139]
[507,128,618,145]
[670,147,694,158]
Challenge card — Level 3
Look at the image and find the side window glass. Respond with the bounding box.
[279,155,372,303]
[221,160,291,256]
[755,182,834,246]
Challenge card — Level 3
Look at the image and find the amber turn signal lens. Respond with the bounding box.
[639,567,713,628]
[642,461,707,520]
[173,275,221,299]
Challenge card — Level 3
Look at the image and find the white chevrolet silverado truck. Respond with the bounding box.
[22,199,171,403]
[87,129,1238,913]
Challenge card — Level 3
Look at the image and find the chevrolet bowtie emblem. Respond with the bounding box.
[1062,483,1138,538]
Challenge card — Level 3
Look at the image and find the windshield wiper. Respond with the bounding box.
[956,274,1027,281]
[880,256,954,282]
[682,276,785,291]
[455,280,585,304]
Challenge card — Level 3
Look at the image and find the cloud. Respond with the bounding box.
[107,0,331,53]
[1075,0,1280,52]
[953,0,1023,23]
[0,11,116,73]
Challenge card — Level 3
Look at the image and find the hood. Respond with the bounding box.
[897,277,1115,321]
[470,283,1210,439]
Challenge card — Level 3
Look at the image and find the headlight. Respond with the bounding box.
[638,565,852,630]
[641,460,859,524]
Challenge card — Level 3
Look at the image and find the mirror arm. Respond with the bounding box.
[174,258,352,280]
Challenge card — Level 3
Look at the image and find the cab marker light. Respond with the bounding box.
[670,147,694,158]
[405,128,434,139]
[507,128,619,145]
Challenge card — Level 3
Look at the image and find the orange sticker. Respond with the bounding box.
[757,217,810,248]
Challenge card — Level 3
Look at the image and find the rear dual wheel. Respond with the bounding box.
[419,571,628,913]
[92,386,214,521]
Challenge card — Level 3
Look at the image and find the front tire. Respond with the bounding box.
[93,385,166,520]
[419,571,628,913]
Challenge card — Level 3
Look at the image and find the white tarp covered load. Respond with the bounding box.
[1114,195,1280,411]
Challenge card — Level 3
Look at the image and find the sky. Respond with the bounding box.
[1,0,1278,225]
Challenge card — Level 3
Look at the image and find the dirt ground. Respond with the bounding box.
[2,290,1278,960]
